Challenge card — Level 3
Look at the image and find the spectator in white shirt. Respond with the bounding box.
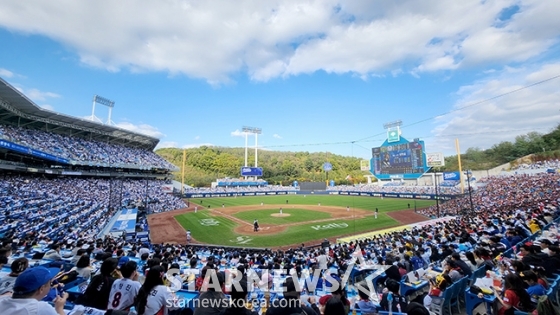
[0,266,68,315]
[0,258,28,295]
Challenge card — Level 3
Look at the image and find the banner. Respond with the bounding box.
[360,159,370,171]
[443,171,460,181]
[0,139,69,164]
[426,152,445,167]
[387,129,400,143]
[184,190,456,200]
[240,167,263,176]
[162,184,173,193]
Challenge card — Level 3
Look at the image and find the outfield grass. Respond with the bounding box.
[174,209,397,247]
[189,194,434,212]
[175,195,434,247]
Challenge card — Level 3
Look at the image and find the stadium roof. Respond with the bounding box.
[0,77,159,150]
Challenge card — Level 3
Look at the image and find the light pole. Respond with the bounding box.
[435,172,440,218]
[466,170,475,214]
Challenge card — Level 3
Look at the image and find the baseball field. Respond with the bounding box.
[147,195,435,248]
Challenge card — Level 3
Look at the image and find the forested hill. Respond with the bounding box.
[156,125,560,187]
[156,147,365,187]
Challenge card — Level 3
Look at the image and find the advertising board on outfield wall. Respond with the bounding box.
[184,190,455,200]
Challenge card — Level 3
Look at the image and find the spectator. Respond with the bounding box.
[44,244,63,261]
[0,266,68,315]
[107,260,141,311]
[323,296,346,315]
[219,279,257,315]
[0,257,29,295]
[519,244,543,267]
[318,281,350,315]
[76,258,119,310]
[0,247,13,262]
[380,279,407,312]
[423,273,452,309]
[265,277,319,315]
[136,265,178,315]
[352,281,376,313]
[70,255,94,280]
[450,253,472,278]
[194,269,226,315]
[495,273,533,315]
[406,302,431,315]
[519,270,546,305]
[0,256,7,274]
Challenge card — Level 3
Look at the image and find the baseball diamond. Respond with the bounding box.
[147,195,433,248]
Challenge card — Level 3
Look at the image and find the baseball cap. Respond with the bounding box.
[13,267,60,295]
[11,258,29,273]
[118,256,130,268]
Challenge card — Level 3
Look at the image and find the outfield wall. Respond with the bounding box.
[183,190,456,200]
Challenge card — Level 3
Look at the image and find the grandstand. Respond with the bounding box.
[0,78,186,244]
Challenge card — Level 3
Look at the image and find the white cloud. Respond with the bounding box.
[430,62,560,154]
[40,104,55,111]
[114,121,165,138]
[155,141,178,149]
[194,135,200,140]
[155,141,214,149]
[0,68,14,78]
[25,88,60,101]
[0,1,557,83]
[230,129,245,137]
[13,86,61,103]
[273,133,282,139]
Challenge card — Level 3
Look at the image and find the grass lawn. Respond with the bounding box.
[189,194,433,212]
[173,195,430,247]
[174,208,397,247]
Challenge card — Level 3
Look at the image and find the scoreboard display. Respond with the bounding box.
[371,139,428,179]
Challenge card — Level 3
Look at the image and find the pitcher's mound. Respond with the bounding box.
[271,213,290,217]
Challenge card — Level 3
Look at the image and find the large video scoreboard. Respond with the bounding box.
[371,137,429,180]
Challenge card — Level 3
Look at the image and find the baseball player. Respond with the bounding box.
[107,261,141,311]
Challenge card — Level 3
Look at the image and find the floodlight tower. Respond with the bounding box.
[242,126,262,178]
[90,95,116,125]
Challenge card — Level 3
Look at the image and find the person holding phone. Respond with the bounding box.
[0,266,68,315]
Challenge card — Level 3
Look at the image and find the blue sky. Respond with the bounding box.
[0,1,559,160]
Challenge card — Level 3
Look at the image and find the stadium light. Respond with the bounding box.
[241,126,262,178]
[90,95,116,125]
[382,120,402,129]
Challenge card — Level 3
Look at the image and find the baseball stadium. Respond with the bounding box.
[1,76,560,315]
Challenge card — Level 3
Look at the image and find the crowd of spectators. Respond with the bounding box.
[185,185,298,194]
[0,124,176,170]
[327,184,461,195]
[0,176,186,241]
[184,182,462,195]
[419,172,560,218]
[511,159,560,171]
[1,164,560,314]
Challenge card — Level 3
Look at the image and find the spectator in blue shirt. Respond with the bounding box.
[520,270,546,305]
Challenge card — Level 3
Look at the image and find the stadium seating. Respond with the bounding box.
[0,124,176,170]
[1,162,560,315]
